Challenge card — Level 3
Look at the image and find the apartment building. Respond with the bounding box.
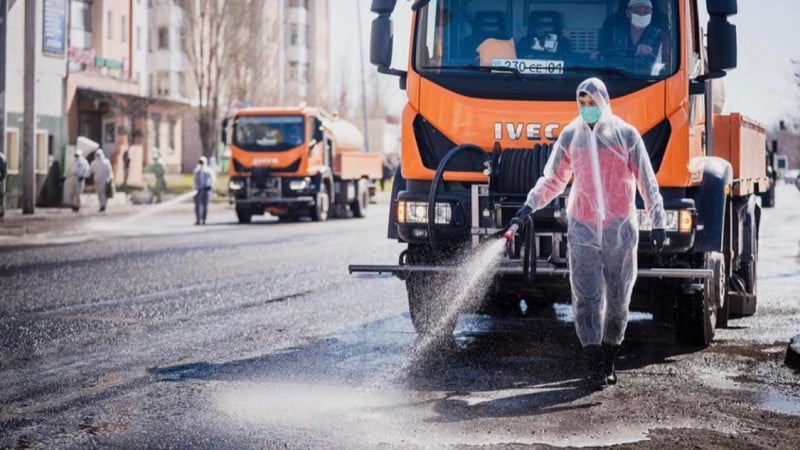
[66,0,185,184]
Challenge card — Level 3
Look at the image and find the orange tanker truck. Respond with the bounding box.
[223,107,382,223]
[350,0,769,347]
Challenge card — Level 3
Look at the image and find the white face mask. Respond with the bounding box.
[630,13,652,29]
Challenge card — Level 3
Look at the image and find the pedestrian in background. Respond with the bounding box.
[64,149,90,212]
[148,154,167,204]
[122,150,131,193]
[89,149,113,212]
[193,156,214,225]
[0,150,7,218]
[381,161,393,192]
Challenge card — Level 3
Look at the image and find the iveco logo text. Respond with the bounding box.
[494,122,561,141]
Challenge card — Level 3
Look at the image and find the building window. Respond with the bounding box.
[302,62,309,82]
[153,115,161,151]
[168,120,176,153]
[178,72,188,98]
[157,72,170,96]
[71,1,92,32]
[121,15,127,42]
[107,11,113,39]
[35,131,50,174]
[288,61,299,81]
[137,26,141,50]
[5,128,20,173]
[289,23,298,46]
[158,27,169,49]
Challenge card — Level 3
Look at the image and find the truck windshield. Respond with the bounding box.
[414,0,679,81]
[233,115,305,152]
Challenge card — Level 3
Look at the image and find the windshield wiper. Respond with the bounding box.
[567,66,631,81]
[431,64,526,81]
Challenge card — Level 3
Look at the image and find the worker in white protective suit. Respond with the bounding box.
[89,149,113,212]
[508,77,666,389]
[193,156,215,225]
[64,149,90,212]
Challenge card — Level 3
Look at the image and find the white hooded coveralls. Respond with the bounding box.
[523,77,666,347]
[89,149,113,208]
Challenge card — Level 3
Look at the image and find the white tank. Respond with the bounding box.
[322,118,365,153]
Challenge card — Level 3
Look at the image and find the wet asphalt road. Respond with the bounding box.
[1,187,799,449]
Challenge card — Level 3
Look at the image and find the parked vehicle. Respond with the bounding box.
[351,0,767,347]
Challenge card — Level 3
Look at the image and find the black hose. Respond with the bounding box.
[522,215,537,285]
[427,144,490,250]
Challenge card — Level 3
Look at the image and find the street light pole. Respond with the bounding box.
[22,0,36,213]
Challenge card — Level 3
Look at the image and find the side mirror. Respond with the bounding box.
[221,117,229,144]
[707,17,736,74]
[707,0,737,16]
[370,17,393,68]
[370,0,396,14]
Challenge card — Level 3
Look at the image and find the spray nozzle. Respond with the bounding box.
[502,223,520,242]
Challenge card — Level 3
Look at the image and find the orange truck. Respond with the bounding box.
[222,107,382,223]
[350,0,769,347]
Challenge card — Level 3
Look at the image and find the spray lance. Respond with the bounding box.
[502,205,532,242]
[501,205,537,284]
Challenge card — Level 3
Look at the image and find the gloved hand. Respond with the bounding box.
[510,205,533,230]
[650,228,666,252]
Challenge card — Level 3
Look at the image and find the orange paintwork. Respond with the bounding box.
[228,106,322,178]
[402,2,761,192]
[228,106,378,181]
[713,114,767,195]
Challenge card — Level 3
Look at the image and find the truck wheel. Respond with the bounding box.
[676,290,716,347]
[311,185,329,222]
[406,273,456,339]
[729,206,758,316]
[236,207,252,224]
[706,252,729,328]
[351,179,368,218]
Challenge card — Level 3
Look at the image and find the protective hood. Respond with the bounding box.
[576,77,612,123]
[95,149,104,159]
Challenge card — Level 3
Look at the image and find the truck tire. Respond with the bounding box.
[729,206,758,316]
[676,290,716,347]
[759,183,775,208]
[406,273,457,339]
[311,185,329,222]
[706,252,729,328]
[351,179,368,218]
[236,206,252,224]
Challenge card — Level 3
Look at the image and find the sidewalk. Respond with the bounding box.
[0,191,205,238]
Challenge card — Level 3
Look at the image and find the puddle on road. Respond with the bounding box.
[758,390,800,416]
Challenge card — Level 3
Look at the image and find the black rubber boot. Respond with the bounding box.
[584,344,607,390]
[602,343,620,385]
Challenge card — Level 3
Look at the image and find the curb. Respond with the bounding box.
[786,335,800,371]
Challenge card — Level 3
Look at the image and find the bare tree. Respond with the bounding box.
[224,0,268,109]
[178,0,229,159]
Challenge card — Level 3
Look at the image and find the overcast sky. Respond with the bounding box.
[330,0,800,125]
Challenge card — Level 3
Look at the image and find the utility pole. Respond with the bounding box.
[22,0,35,213]
[0,0,6,162]
[356,0,370,152]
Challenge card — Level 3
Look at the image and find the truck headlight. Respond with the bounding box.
[638,209,693,233]
[229,180,244,191]
[289,178,310,191]
[397,200,452,225]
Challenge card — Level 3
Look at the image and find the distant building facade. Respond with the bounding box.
[3,0,69,208]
